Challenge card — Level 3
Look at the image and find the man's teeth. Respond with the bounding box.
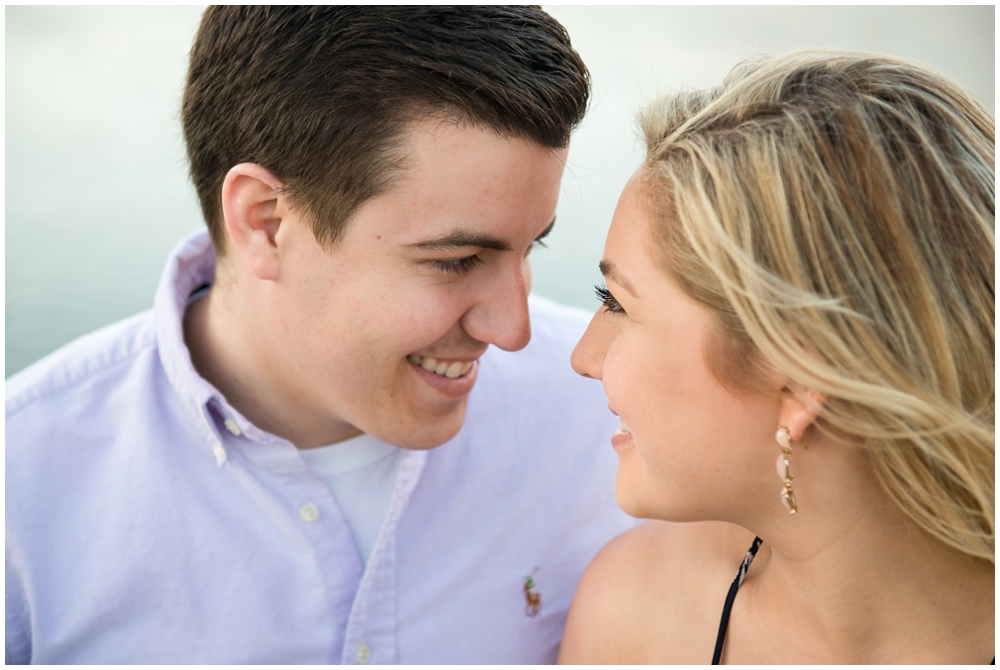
[408,355,474,379]
[620,418,630,432]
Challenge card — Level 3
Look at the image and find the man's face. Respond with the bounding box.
[262,119,568,448]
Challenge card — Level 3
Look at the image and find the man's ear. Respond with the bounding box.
[777,384,827,444]
[221,163,287,281]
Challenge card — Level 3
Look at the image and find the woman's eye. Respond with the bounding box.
[594,284,624,314]
[432,255,483,274]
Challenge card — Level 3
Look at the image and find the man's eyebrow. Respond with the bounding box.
[406,217,557,252]
[406,230,510,251]
[598,259,638,296]
[407,231,510,252]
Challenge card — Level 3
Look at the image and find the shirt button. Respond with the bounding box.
[212,442,226,460]
[298,503,319,523]
[355,643,371,664]
[223,418,242,436]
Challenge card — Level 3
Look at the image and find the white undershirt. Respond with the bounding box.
[298,434,405,564]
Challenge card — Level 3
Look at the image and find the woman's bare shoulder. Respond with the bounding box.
[559,520,757,664]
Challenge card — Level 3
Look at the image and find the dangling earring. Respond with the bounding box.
[775,426,798,514]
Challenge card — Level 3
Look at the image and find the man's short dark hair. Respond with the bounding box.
[182,6,590,253]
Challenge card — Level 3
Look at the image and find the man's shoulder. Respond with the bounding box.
[477,295,596,393]
[6,311,158,421]
[484,294,592,370]
[466,294,615,460]
[526,293,592,346]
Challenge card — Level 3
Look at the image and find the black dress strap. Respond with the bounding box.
[710,540,992,664]
[711,536,763,665]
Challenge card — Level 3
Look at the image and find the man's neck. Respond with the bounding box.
[182,284,362,448]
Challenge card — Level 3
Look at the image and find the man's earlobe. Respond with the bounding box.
[221,163,286,281]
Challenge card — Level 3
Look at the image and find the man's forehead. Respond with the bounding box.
[331,119,565,251]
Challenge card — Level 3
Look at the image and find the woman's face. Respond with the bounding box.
[571,173,781,521]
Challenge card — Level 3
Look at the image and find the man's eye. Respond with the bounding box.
[594,284,624,314]
[526,238,548,256]
[432,255,483,274]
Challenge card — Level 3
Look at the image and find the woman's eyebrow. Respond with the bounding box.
[599,259,638,296]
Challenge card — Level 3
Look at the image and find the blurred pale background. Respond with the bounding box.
[6,6,995,376]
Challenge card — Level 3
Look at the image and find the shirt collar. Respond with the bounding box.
[153,230,282,461]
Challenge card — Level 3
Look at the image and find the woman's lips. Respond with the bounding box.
[611,416,632,450]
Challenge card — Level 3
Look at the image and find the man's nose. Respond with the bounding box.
[461,258,532,352]
[571,309,613,380]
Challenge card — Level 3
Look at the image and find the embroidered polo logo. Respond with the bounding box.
[523,568,541,618]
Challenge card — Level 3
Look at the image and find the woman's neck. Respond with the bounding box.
[727,437,994,663]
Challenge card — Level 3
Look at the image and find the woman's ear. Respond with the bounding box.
[220,163,286,281]
[777,384,826,443]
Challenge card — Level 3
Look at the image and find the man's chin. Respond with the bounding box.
[373,401,469,450]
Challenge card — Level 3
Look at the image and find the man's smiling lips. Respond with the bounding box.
[407,353,481,398]
[407,354,474,379]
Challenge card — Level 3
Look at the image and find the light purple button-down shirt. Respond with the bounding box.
[6,230,634,664]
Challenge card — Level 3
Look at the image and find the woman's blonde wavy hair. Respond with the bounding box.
[640,51,994,564]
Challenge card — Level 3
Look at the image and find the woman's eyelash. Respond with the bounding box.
[432,255,484,274]
[594,284,624,314]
